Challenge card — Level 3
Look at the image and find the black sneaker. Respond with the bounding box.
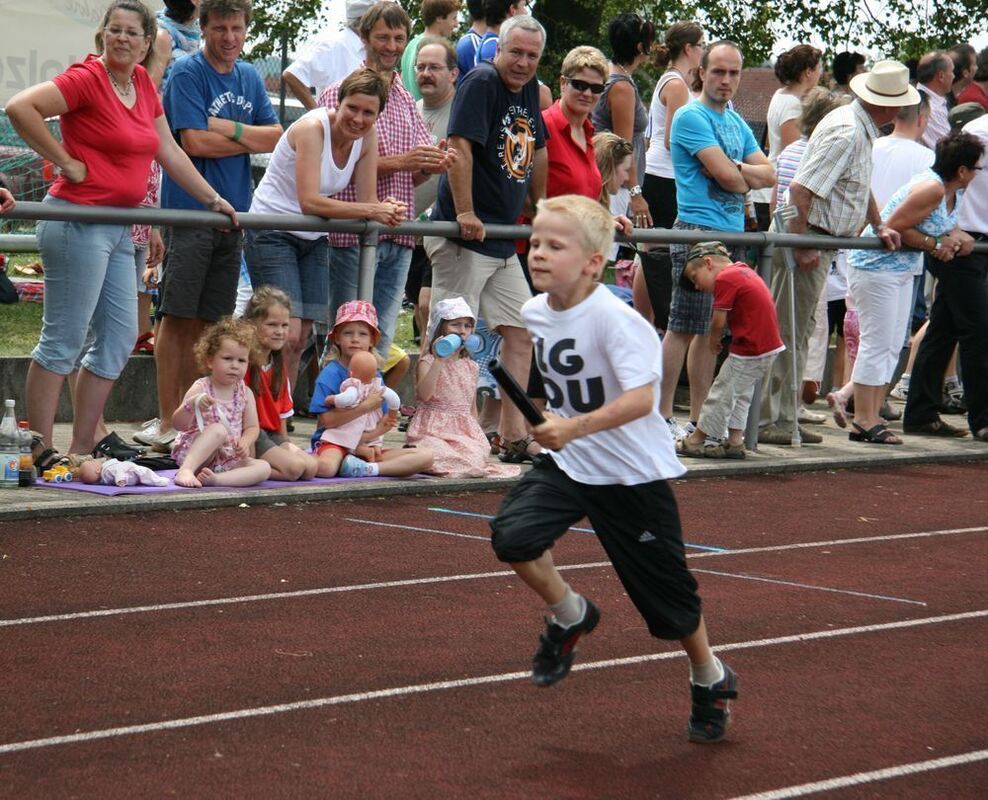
[688,662,738,743]
[531,599,601,687]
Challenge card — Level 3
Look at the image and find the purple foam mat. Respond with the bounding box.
[32,469,417,496]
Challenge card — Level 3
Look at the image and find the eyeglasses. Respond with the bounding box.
[414,63,449,74]
[104,26,147,40]
[565,77,606,95]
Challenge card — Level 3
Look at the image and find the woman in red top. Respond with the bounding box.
[543,46,608,201]
[6,0,237,468]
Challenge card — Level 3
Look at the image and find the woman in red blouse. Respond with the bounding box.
[6,0,237,467]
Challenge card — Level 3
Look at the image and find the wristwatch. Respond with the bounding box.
[628,184,642,197]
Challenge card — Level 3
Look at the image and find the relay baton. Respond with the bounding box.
[489,359,546,427]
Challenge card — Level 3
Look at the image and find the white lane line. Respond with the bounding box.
[727,749,988,799]
[342,517,490,541]
[1,609,984,756]
[687,525,988,560]
[692,569,927,606]
[2,525,982,628]
[0,562,610,628]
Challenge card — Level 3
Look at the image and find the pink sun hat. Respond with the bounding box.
[331,300,381,344]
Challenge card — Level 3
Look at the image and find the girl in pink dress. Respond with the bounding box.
[407,298,521,479]
[171,318,271,488]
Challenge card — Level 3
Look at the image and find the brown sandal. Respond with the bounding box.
[497,435,538,464]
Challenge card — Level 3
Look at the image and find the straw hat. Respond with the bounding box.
[849,60,920,107]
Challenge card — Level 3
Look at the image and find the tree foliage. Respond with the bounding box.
[246,0,983,73]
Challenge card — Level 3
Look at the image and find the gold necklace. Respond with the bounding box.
[101,59,134,96]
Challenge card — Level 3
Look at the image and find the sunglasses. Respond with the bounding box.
[566,77,606,94]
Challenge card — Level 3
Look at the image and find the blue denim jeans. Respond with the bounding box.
[329,242,413,353]
[34,196,137,378]
[244,230,330,322]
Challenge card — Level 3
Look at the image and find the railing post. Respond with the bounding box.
[745,235,775,452]
[357,222,380,301]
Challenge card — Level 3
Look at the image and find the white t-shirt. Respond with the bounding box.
[871,135,935,209]
[918,86,949,149]
[750,89,802,204]
[250,107,362,239]
[958,115,988,235]
[285,26,364,98]
[522,285,685,485]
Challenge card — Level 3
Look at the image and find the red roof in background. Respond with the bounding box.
[734,68,781,149]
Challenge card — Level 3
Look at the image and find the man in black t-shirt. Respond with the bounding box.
[425,14,548,459]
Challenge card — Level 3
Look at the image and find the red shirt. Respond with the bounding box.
[247,363,294,433]
[543,100,602,200]
[713,264,784,357]
[51,55,162,207]
[956,82,988,111]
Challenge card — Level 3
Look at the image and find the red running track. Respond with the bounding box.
[0,462,986,798]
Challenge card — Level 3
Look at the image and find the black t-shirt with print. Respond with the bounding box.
[432,61,546,258]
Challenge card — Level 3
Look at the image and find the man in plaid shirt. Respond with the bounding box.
[319,2,455,353]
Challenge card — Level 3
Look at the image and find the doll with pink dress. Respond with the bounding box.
[322,350,402,462]
[406,297,521,478]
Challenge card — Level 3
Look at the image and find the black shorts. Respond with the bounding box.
[490,456,702,640]
[827,298,846,338]
[255,428,288,457]
[159,227,243,321]
[404,243,433,303]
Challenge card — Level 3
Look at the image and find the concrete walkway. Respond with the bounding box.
[2,399,985,521]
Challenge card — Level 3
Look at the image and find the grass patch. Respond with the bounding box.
[1,251,420,357]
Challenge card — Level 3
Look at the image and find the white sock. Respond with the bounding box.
[690,655,725,687]
[366,463,380,476]
[944,374,962,393]
[898,373,910,387]
[550,586,586,628]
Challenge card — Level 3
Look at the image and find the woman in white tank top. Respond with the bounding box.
[638,21,704,331]
[246,69,407,393]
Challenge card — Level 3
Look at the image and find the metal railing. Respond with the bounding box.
[4,201,985,450]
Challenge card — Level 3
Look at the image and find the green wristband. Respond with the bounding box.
[232,121,244,142]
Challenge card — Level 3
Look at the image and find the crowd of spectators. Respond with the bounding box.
[3,0,987,474]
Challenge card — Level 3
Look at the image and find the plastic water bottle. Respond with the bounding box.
[17,421,35,487]
[434,333,484,358]
[0,399,19,487]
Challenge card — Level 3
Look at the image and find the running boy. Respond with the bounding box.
[490,195,738,743]
[677,243,784,459]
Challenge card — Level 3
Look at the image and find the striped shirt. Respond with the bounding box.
[792,100,880,237]
[318,67,431,249]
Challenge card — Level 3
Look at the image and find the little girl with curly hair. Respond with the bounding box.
[171,318,272,488]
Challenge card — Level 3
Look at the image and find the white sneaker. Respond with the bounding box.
[889,382,909,401]
[150,428,177,454]
[798,406,827,425]
[666,417,689,441]
[133,418,161,445]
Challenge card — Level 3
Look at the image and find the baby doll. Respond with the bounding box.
[78,457,171,487]
[327,350,402,460]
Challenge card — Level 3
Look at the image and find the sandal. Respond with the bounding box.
[92,431,145,461]
[826,392,849,429]
[34,446,69,473]
[132,331,155,355]
[849,422,902,445]
[498,435,538,464]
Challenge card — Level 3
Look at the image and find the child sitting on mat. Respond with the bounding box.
[405,296,520,478]
[676,242,784,459]
[171,318,272,488]
[242,287,319,481]
[309,301,433,479]
[489,195,738,743]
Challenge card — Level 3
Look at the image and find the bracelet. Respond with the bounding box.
[934,236,942,251]
[456,211,474,220]
[232,121,244,142]
[206,193,221,210]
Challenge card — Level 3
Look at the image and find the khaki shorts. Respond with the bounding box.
[424,237,531,330]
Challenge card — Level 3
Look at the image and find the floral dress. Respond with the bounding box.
[171,377,247,472]
[406,355,520,479]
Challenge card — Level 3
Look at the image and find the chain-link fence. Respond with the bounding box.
[0,112,60,236]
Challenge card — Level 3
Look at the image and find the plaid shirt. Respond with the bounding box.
[318,67,430,249]
[792,100,880,237]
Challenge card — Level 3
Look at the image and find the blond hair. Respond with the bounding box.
[535,195,614,263]
[592,131,634,206]
[193,317,257,374]
[560,45,609,82]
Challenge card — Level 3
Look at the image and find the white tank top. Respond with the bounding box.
[251,107,363,240]
[644,69,686,179]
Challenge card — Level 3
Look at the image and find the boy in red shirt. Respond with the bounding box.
[677,242,784,459]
